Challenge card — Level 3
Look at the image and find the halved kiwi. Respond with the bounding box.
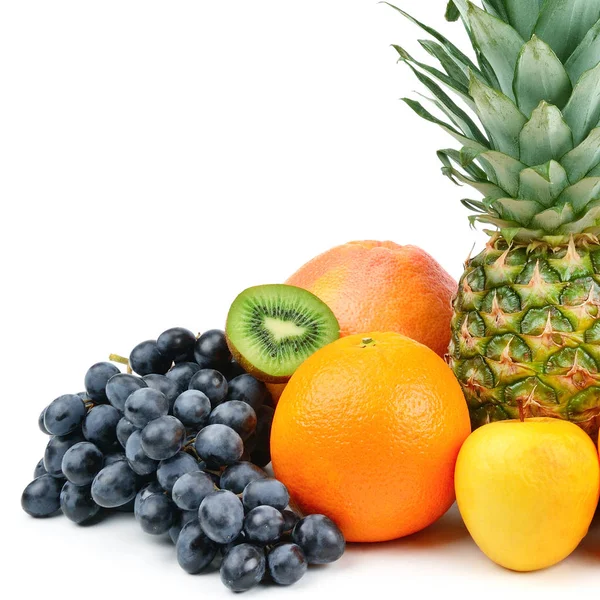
[225,284,340,383]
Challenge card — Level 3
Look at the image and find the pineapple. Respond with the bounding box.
[391,0,600,436]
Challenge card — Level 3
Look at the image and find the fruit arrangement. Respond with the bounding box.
[22,285,346,593]
[20,0,600,589]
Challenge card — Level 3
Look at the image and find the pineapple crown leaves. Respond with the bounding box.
[390,0,600,244]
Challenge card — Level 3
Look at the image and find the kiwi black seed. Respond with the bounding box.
[225,284,340,383]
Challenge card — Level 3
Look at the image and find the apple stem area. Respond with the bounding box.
[517,398,525,423]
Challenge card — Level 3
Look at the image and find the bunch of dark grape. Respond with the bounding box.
[21,327,345,592]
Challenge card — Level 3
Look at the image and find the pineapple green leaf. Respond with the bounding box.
[514,36,572,117]
[561,128,600,182]
[559,203,600,234]
[563,62,600,145]
[445,1,460,22]
[401,98,488,152]
[534,0,600,63]
[467,3,525,101]
[530,203,575,231]
[478,151,525,196]
[519,161,569,207]
[482,1,508,22]
[461,198,487,213]
[408,65,488,145]
[492,198,545,225]
[588,164,600,177]
[418,39,470,87]
[438,148,488,180]
[557,178,600,213]
[565,18,600,85]
[518,102,573,167]
[500,0,542,41]
[438,150,505,198]
[470,75,527,158]
[385,3,481,75]
[393,45,474,109]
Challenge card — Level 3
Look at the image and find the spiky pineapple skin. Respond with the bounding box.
[449,236,600,437]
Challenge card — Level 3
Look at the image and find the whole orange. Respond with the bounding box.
[286,241,456,357]
[271,332,471,543]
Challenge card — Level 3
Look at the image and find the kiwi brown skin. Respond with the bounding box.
[225,334,291,384]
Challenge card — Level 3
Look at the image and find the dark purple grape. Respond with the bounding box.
[142,374,182,409]
[124,388,169,429]
[172,390,211,429]
[84,362,121,403]
[44,394,86,436]
[61,441,104,485]
[44,431,86,477]
[134,481,164,516]
[188,369,228,408]
[209,401,256,441]
[135,492,177,535]
[171,471,215,511]
[156,451,199,493]
[141,416,186,461]
[198,490,244,544]
[267,543,307,586]
[39,407,50,435]
[129,340,171,376]
[282,510,300,533]
[21,474,64,517]
[176,519,219,573]
[125,430,159,476]
[223,359,246,381]
[91,461,138,508]
[219,462,267,495]
[194,329,231,368]
[220,544,266,592]
[34,459,47,479]
[106,373,147,412]
[82,405,121,451]
[104,452,127,467]
[157,327,196,362]
[291,514,345,564]
[169,510,197,545]
[244,505,285,545]
[116,417,138,448]
[194,424,244,468]
[243,478,289,512]
[166,362,201,390]
[60,482,101,524]
[226,374,269,411]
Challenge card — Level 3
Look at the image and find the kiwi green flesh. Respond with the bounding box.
[225,284,340,382]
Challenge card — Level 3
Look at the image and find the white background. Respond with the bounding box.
[2,1,599,597]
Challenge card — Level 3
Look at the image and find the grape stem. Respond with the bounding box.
[109,354,132,374]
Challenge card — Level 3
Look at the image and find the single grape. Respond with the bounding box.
[157,327,196,362]
[21,474,64,517]
[169,509,197,545]
[141,415,185,461]
[172,390,211,428]
[166,362,201,390]
[43,394,86,436]
[129,340,172,376]
[34,458,47,479]
[142,374,182,409]
[188,369,228,408]
[106,373,147,412]
[282,510,300,534]
[220,462,267,495]
[156,451,199,493]
[223,359,246,381]
[116,417,138,448]
[91,461,138,508]
[38,407,50,435]
[176,519,219,574]
[209,401,256,441]
[243,478,290,512]
[82,405,121,451]
[198,490,244,544]
[226,374,269,411]
[60,482,101,524]
[104,452,127,466]
[194,329,231,368]
[291,514,345,564]
[194,424,243,468]
[249,405,274,467]
[84,362,121,403]
[244,506,285,545]
[172,471,215,511]
[44,431,85,477]
[134,481,164,516]
[135,492,177,535]
[125,430,158,476]
[61,441,104,485]
[220,544,266,593]
[267,543,307,586]
[124,388,169,429]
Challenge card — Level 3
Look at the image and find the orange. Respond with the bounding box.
[271,332,471,543]
[286,241,457,357]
